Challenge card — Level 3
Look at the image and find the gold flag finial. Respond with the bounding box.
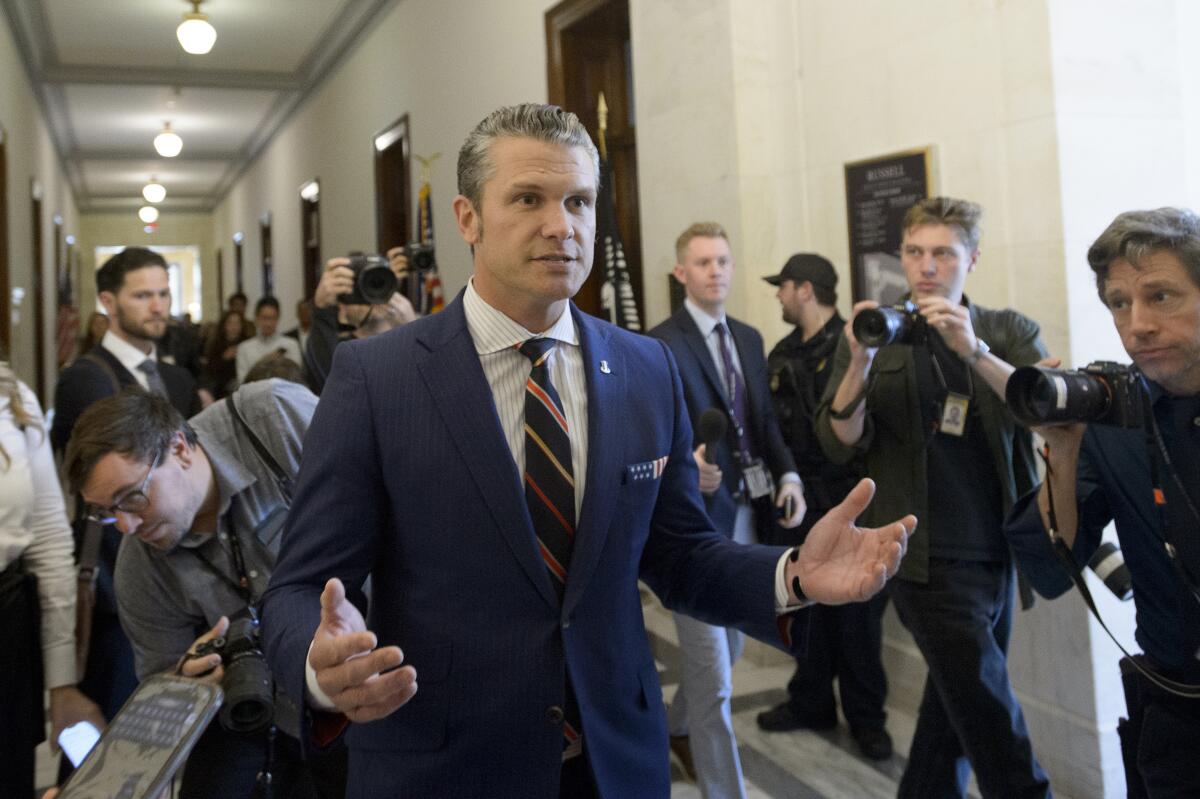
[415,152,442,184]
[597,93,608,161]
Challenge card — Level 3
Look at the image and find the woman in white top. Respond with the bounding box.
[0,362,104,797]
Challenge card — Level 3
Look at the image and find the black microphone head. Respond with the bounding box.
[698,408,728,445]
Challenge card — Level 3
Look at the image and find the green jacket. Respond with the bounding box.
[814,299,1047,584]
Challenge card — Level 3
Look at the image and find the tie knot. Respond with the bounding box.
[715,321,729,339]
[138,359,159,375]
[519,337,556,366]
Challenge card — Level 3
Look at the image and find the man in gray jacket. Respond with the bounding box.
[64,379,345,799]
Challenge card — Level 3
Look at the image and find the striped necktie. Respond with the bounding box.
[518,337,584,762]
[519,337,576,600]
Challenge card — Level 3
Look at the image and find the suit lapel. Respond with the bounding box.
[417,298,559,611]
[562,308,624,618]
[676,310,728,403]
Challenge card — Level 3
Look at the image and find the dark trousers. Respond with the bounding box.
[785,590,889,730]
[890,558,1050,799]
[775,504,889,732]
[1130,670,1200,798]
[1,563,43,799]
[180,722,348,799]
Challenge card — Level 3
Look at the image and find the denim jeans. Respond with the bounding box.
[890,558,1050,799]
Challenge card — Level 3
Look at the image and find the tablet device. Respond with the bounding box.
[58,675,223,799]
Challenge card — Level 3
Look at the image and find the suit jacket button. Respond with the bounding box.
[546,706,565,725]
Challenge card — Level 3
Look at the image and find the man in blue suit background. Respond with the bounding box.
[649,221,805,797]
[262,103,913,798]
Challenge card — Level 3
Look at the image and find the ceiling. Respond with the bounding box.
[2,0,400,212]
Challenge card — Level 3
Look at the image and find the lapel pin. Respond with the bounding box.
[599,360,611,374]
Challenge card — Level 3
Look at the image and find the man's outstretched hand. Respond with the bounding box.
[786,478,915,605]
[308,578,418,722]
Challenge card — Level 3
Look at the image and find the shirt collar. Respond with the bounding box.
[101,329,157,373]
[175,429,257,550]
[463,277,578,355]
[683,297,726,339]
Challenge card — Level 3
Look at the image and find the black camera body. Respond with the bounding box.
[404,242,436,273]
[852,300,926,347]
[193,608,274,733]
[1006,360,1143,428]
[338,254,398,305]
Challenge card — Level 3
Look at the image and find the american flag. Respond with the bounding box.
[596,156,641,331]
[416,173,444,314]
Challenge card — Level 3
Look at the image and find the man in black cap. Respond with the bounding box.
[756,253,892,760]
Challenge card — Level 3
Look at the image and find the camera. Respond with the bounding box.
[404,242,436,273]
[852,300,926,347]
[1005,361,1143,428]
[192,608,274,732]
[338,254,398,305]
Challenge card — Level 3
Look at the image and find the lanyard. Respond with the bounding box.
[190,500,256,608]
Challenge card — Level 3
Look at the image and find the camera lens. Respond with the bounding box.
[358,262,398,305]
[1006,367,1113,426]
[220,652,274,733]
[853,307,910,347]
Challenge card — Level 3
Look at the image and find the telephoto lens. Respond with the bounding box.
[1006,362,1143,428]
[1088,541,1133,601]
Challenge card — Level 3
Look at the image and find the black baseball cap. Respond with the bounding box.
[762,253,837,288]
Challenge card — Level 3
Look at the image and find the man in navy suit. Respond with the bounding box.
[261,104,914,799]
[649,222,804,797]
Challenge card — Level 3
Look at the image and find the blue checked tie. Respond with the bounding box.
[518,337,583,761]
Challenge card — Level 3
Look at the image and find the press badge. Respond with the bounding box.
[742,459,775,500]
[939,392,969,437]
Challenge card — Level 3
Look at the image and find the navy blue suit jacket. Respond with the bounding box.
[648,309,796,533]
[263,295,802,798]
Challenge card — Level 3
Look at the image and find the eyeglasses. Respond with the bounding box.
[85,449,162,525]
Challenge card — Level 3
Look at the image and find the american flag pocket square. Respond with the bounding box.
[624,455,669,483]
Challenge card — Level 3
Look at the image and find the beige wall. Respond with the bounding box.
[77,212,217,322]
[213,0,561,331]
[0,11,80,396]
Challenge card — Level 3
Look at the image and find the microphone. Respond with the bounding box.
[698,408,728,465]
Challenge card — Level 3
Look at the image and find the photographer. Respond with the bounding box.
[815,196,1051,797]
[62,380,345,799]
[1006,207,1200,798]
[305,249,419,393]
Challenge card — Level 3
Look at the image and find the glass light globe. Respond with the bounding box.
[154,125,183,158]
[138,206,160,224]
[142,181,166,203]
[177,15,217,55]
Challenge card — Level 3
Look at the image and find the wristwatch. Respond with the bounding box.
[963,338,990,366]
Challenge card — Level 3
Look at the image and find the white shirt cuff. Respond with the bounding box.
[778,472,801,485]
[305,640,339,712]
[774,548,816,613]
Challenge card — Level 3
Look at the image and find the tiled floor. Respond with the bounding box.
[642,589,985,799]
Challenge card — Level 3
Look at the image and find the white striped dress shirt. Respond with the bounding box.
[463,280,588,519]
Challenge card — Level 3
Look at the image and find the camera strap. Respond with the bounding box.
[1040,444,1200,698]
[1139,387,1200,609]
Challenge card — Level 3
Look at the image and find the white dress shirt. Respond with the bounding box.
[462,279,588,518]
[0,381,77,688]
[100,329,158,392]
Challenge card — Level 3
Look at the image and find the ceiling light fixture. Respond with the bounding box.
[138,206,160,224]
[154,122,183,158]
[143,178,166,204]
[176,1,217,55]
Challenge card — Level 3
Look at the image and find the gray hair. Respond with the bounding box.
[1087,207,1200,303]
[457,104,599,209]
[902,196,983,252]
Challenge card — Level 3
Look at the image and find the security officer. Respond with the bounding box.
[757,253,891,759]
